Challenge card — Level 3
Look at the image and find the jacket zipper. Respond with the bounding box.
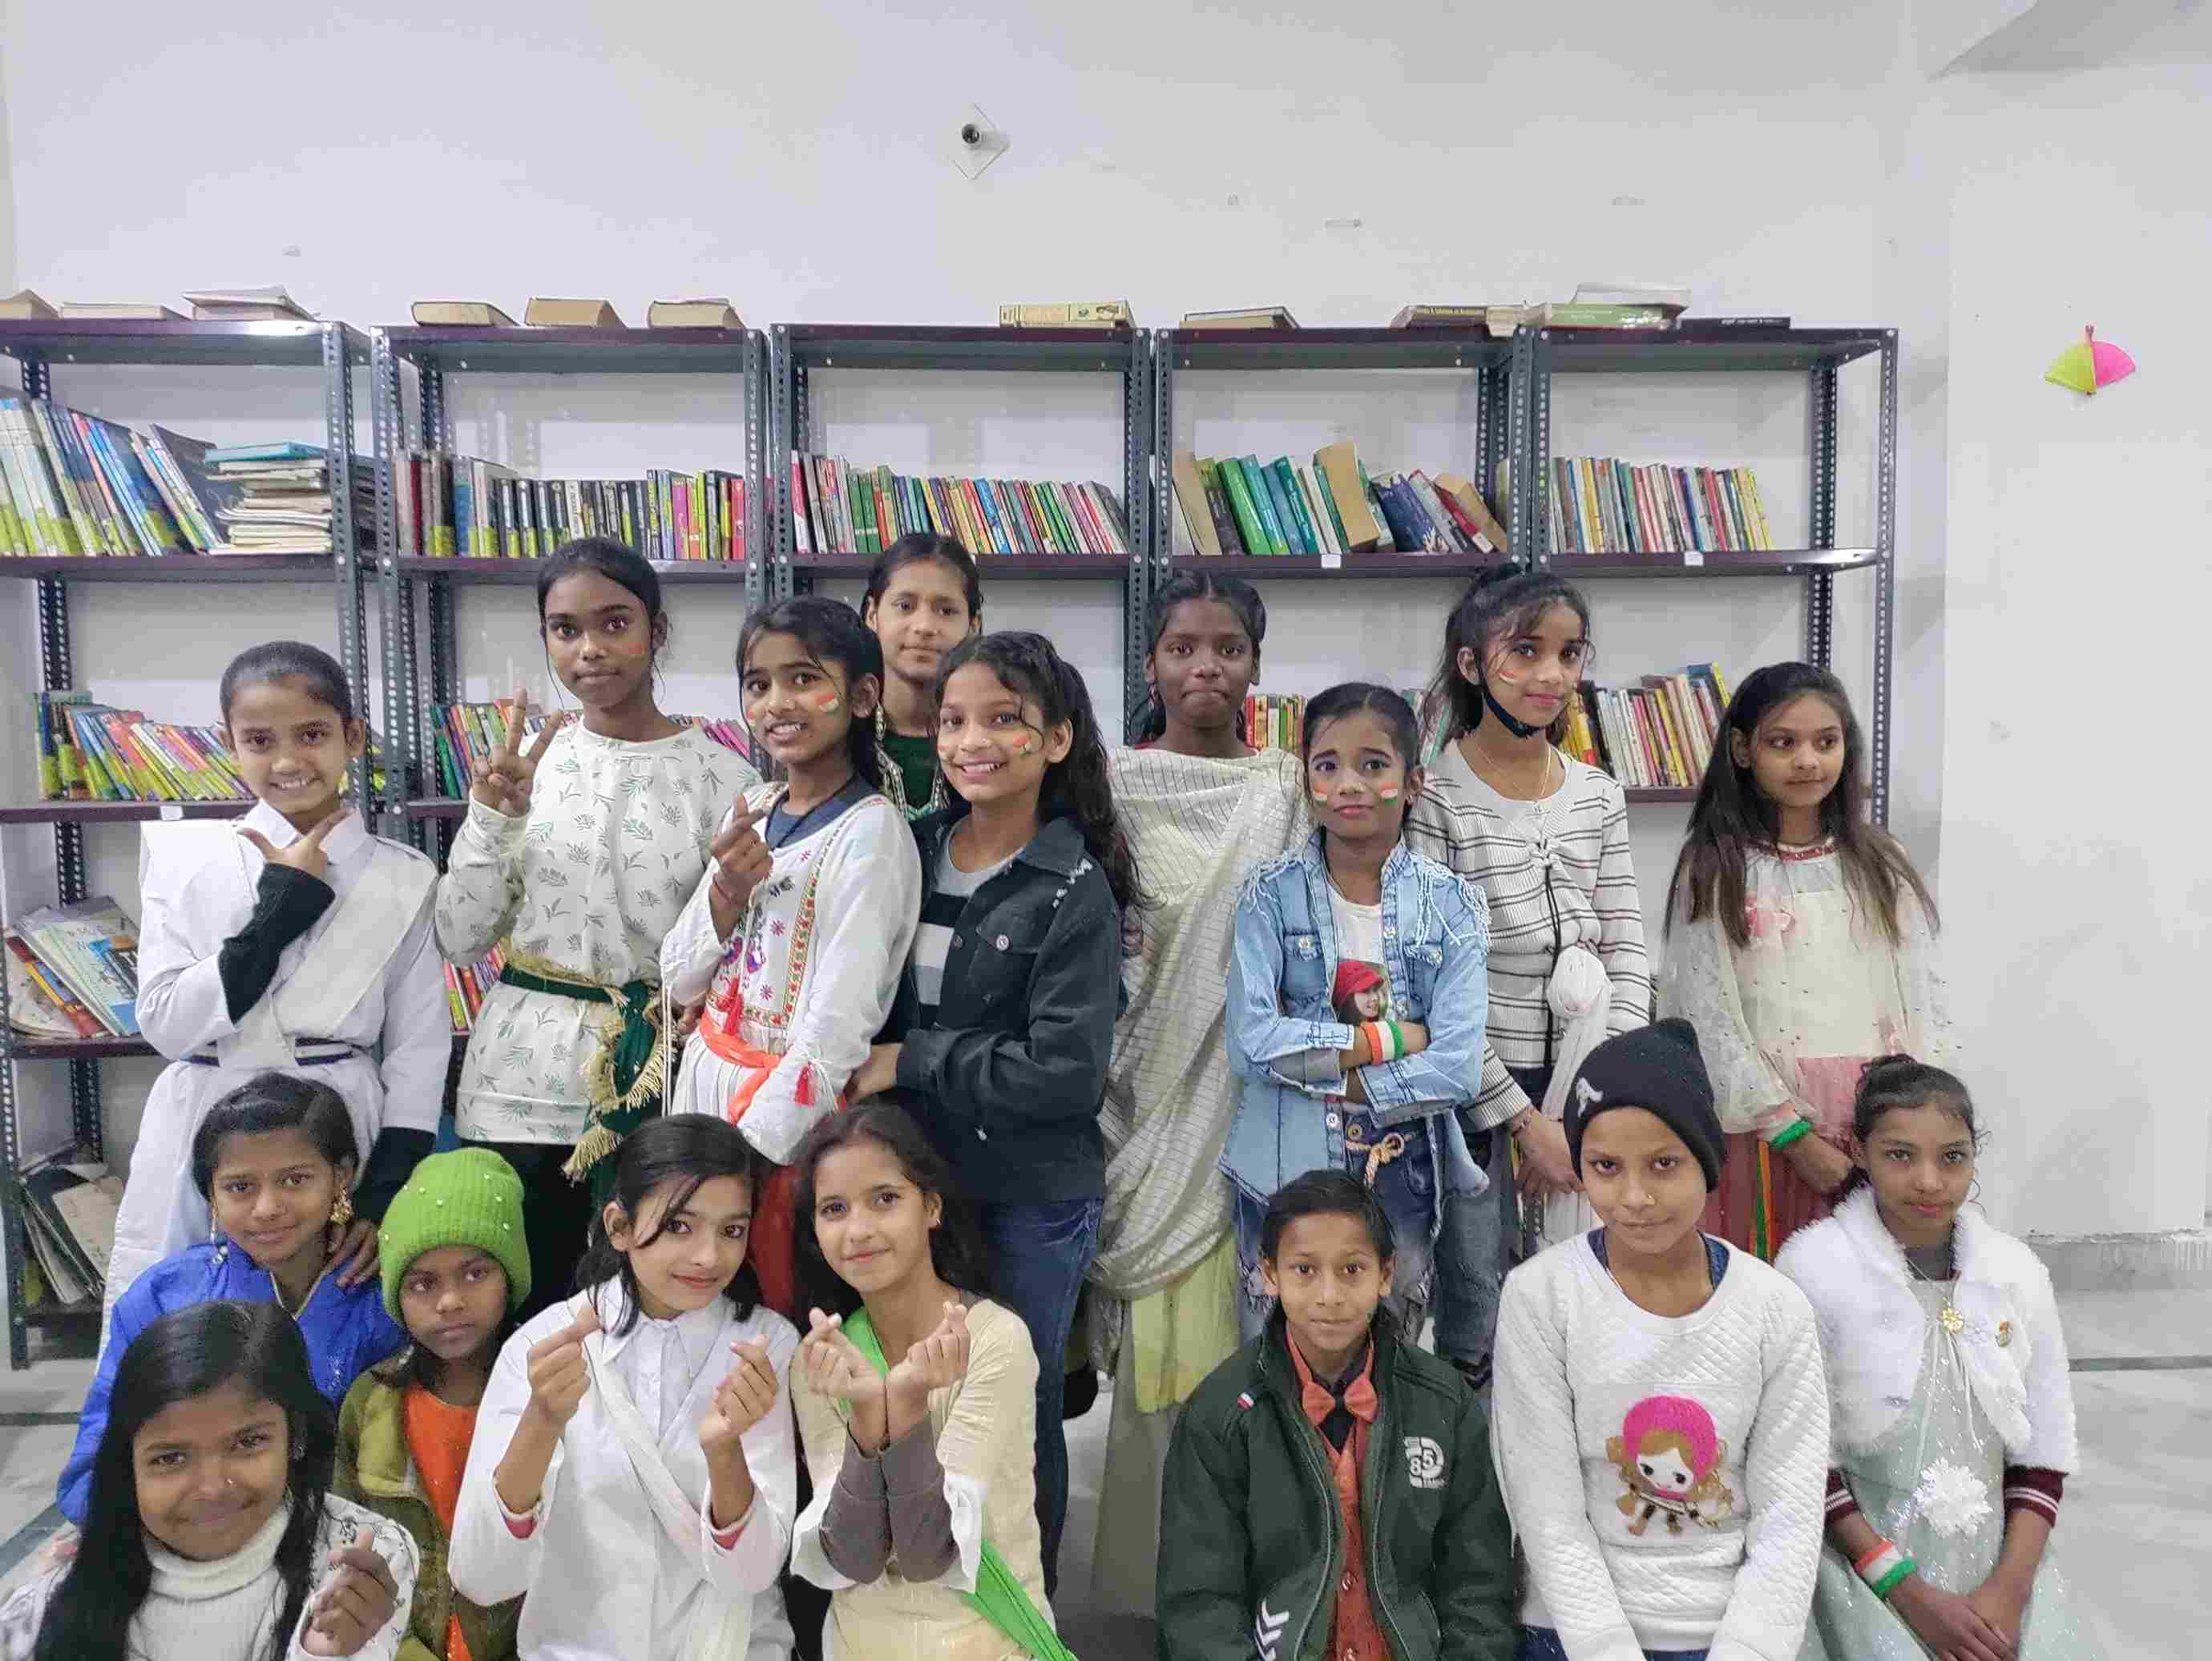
[1362,1383,1418,1660]
[1280,1372,1340,1661]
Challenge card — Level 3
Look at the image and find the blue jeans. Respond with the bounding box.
[979,1195,1101,1600]
[1519,1630,1706,1661]
[1230,1113,1490,1364]
[1449,1064,1555,1396]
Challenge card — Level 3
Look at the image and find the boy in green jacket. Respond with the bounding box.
[1159,1168,1516,1661]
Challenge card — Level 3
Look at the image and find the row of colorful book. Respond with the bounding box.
[792,455,1131,558]
[395,455,745,564]
[1548,459,1774,556]
[1238,689,1432,758]
[1562,666,1735,790]
[1171,442,1508,560]
[34,691,387,803]
[0,397,357,559]
[5,897,139,1041]
[426,703,750,798]
[446,946,507,1035]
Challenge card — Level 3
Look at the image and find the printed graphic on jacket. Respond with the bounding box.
[1609,1395,1735,1536]
[1331,958,1390,1024]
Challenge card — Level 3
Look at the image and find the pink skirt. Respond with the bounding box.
[1701,1054,1868,1260]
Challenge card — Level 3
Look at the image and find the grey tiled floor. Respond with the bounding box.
[4,1292,2201,1656]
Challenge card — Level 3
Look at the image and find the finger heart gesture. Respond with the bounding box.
[299,1542,400,1656]
[470,689,567,817]
[709,801,773,911]
[891,1299,971,1394]
[798,1307,882,1404]
[700,1339,780,1450]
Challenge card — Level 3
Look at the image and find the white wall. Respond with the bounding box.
[1936,56,2212,1235]
[2,0,1931,1188]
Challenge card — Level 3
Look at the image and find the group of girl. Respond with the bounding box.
[10,529,2085,1659]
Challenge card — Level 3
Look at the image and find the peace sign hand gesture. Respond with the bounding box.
[470,690,567,818]
[237,806,349,883]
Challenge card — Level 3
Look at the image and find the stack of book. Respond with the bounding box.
[0,397,260,559]
[1548,460,1773,556]
[38,692,246,803]
[1564,666,1734,790]
[427,704,749,797]
[792,457,1129,559]
[4,898,139,1040]
[9,1153,122,1308]
[208,442,373,555]
[397,456,745,564]
[446,946,508,1034]
[1171,443,1508,560]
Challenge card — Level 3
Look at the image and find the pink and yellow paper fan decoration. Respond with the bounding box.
[2044,324,2135,396]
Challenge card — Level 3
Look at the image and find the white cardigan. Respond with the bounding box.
[1775,1187,2077,1471]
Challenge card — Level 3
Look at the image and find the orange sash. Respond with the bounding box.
[696,1027,840,1315]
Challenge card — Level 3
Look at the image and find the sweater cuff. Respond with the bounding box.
[216,864,336,1021]
[2002,1465,2065,1526]
[1824,1468,1860,1526]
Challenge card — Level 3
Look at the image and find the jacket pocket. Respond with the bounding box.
[1282,932,1328,1006]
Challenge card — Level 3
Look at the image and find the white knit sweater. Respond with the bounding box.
[1491,1234,1829,1661]
[1404,742,1651,1126]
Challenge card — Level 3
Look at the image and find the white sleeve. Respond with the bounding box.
[449,1323,557,1605]
[1709,1290,1829,1661]
[2016,1259,2079,1473]
[434,798,528,963]
[1658,901,1800,1138]
[736,809,923,1165]
[375,882,454,1136]
[133,851,240,1057]
[0,1572,56,1661]
[289,1501,421,1661]
[697,1317,801,1596]
[928,1307,1034,1594]
[1490,1264,1646,1661]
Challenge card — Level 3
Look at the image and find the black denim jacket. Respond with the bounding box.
[886,806,1124,1206]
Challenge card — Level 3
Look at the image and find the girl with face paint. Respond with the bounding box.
[662,598,923,1319]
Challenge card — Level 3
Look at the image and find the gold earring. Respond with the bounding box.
[329,1190,354,1231]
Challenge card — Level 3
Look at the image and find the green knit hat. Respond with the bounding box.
[378,1147,532,1319]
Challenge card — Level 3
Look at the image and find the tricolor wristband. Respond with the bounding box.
[1384,1019,1407,1061]
[1854,1539,1915,1600]
[1768,1118,1814,1151]
[1363,1022,1400,1065]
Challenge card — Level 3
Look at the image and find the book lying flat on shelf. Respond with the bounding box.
[1181,305,1299,329]
[12,898,138,1038]
[184,285,312,322]
[59,303,184,321]
[1387,304,1494,329]
[398,456,744,563]
[203,443,373,555]
[0,289,59,321]
[793,455,1128,558]
[411,301,519,327]
[996,301,1132,328]
[648,298,745,328]
[525,297,626,328]
[1682,316,1792,329]
[1547,459,1772,556]
[6,928,97,1041]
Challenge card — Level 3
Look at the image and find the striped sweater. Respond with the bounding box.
[1403,739,1650,1126]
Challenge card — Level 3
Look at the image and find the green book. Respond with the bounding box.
[1358,461,1397,552]
[850,470,879,555]
[1310,455,1353,552]
[1218,459,1269,556]
[1269,459,1318,554]
[1237,457,1290,555]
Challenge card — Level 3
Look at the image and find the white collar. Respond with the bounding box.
[241,798,369,864]
[144,1498,290,1601]
[1834,1185,1999,1291]
[587,1279,729,1372]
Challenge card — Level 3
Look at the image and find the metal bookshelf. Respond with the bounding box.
[769,325,1155,730]
[0,318,370,1366]
[1506,323,1899,820]
[367,325,770,846]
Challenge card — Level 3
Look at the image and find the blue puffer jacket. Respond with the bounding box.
[59,1243,406,1522]
[1224,830,1491,1239]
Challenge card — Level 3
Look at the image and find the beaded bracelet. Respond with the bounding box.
[1768,1119,1815,1152]
[1854,1538,1915,1601]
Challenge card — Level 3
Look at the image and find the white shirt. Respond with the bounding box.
[1491,1234,1830,1661]
[435,722,757,1144]
[450,1280,800,1661]
[112,801,448,1307]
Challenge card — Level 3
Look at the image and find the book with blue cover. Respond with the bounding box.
[204,441,322,465]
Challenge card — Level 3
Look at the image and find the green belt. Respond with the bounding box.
[497,958,666,1201]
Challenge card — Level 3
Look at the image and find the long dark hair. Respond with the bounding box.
[191,1074,358,1201]
[862,532,983,625]
[1133,570,1267,744]
[218,641,356,727]
[1836,1053,1981,1202]
[736,596,886,792]
[575,1114,762,1337]
[1419,562,1592,746]
[932,632,1147,919]
[791,1102,993,1322]
[34,1302,336,1661]
[1665,662,1936,950]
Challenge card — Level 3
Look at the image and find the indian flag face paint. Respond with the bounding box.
[1378,784,1403,802]
[811,689,842,714]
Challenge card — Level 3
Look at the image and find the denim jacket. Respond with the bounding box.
[1224,831,1491,1235]
[886,806,1124,1206]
